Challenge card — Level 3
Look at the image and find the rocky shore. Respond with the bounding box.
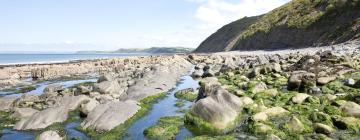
[185,41,360,139]
[0,55,192,139]
[1,41,360,139]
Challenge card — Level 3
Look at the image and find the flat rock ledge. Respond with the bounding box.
[14,106,68,130]
[81,100,140,131]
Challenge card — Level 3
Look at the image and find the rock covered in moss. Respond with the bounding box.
[189,85,253,131]
[333,117,360,130]
[250,82,267,93]
[143,116,184,140]
[287,71,316,92]
[291,93,310,104]
[283,116,305,133]
[252,107,289,122]
[313,123,335,135]
[174,88,198,101]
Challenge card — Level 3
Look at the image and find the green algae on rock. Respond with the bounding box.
[143,116,184,140]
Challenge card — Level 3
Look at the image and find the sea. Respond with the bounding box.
[0,53,152,65]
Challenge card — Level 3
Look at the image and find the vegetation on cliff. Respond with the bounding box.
[195,0,360,52]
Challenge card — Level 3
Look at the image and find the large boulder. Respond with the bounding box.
[190,85,253,130]
[81,100,140,131]
[14,106,68,130]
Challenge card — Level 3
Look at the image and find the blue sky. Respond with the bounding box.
[0,0,290,52]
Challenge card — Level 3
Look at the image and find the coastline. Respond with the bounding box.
[0,41,360,139]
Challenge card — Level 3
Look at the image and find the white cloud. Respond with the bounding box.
[192,0,290,29]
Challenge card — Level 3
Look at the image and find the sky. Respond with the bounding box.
[0,0,290,52]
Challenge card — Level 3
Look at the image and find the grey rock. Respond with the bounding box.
[340,101,360,117]
[314,123,335,135]
[94,81,125,96]
[0,97,16,111]
[317,76,336,85]
[14,106,68,130]
[11,108,39,119]
[345,78,356,86]
[191,86,253,130]
[39,130,62,140]
[43,84,64,93]
[81,100,140,131]
[80,99,99,116]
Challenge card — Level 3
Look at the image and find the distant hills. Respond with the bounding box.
[195,0,360,52]
[77,47,194,54]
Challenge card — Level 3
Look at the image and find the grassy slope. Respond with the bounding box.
[234,0,360,50]
[195,0,360,52]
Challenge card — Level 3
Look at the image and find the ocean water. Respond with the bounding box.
[0,53,151,65]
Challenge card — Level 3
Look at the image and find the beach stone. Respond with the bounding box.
[292,93,310,104]
[317,76,336,85]
[333,117,360,130]
[253,112,268,122]
[345,78,356,86]
[39,130,62,140]
[251,82,267,93]
[14,106,68,130]
[263,107,289,117]
[308,86,322,95]
[271,63,282,72]
[81,100,140,131]
[314,123,335,135]
[288,71,316,91]
[285,116,305,133]
[340,101,360,117]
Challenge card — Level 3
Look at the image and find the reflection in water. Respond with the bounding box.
[125,74,199,140]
